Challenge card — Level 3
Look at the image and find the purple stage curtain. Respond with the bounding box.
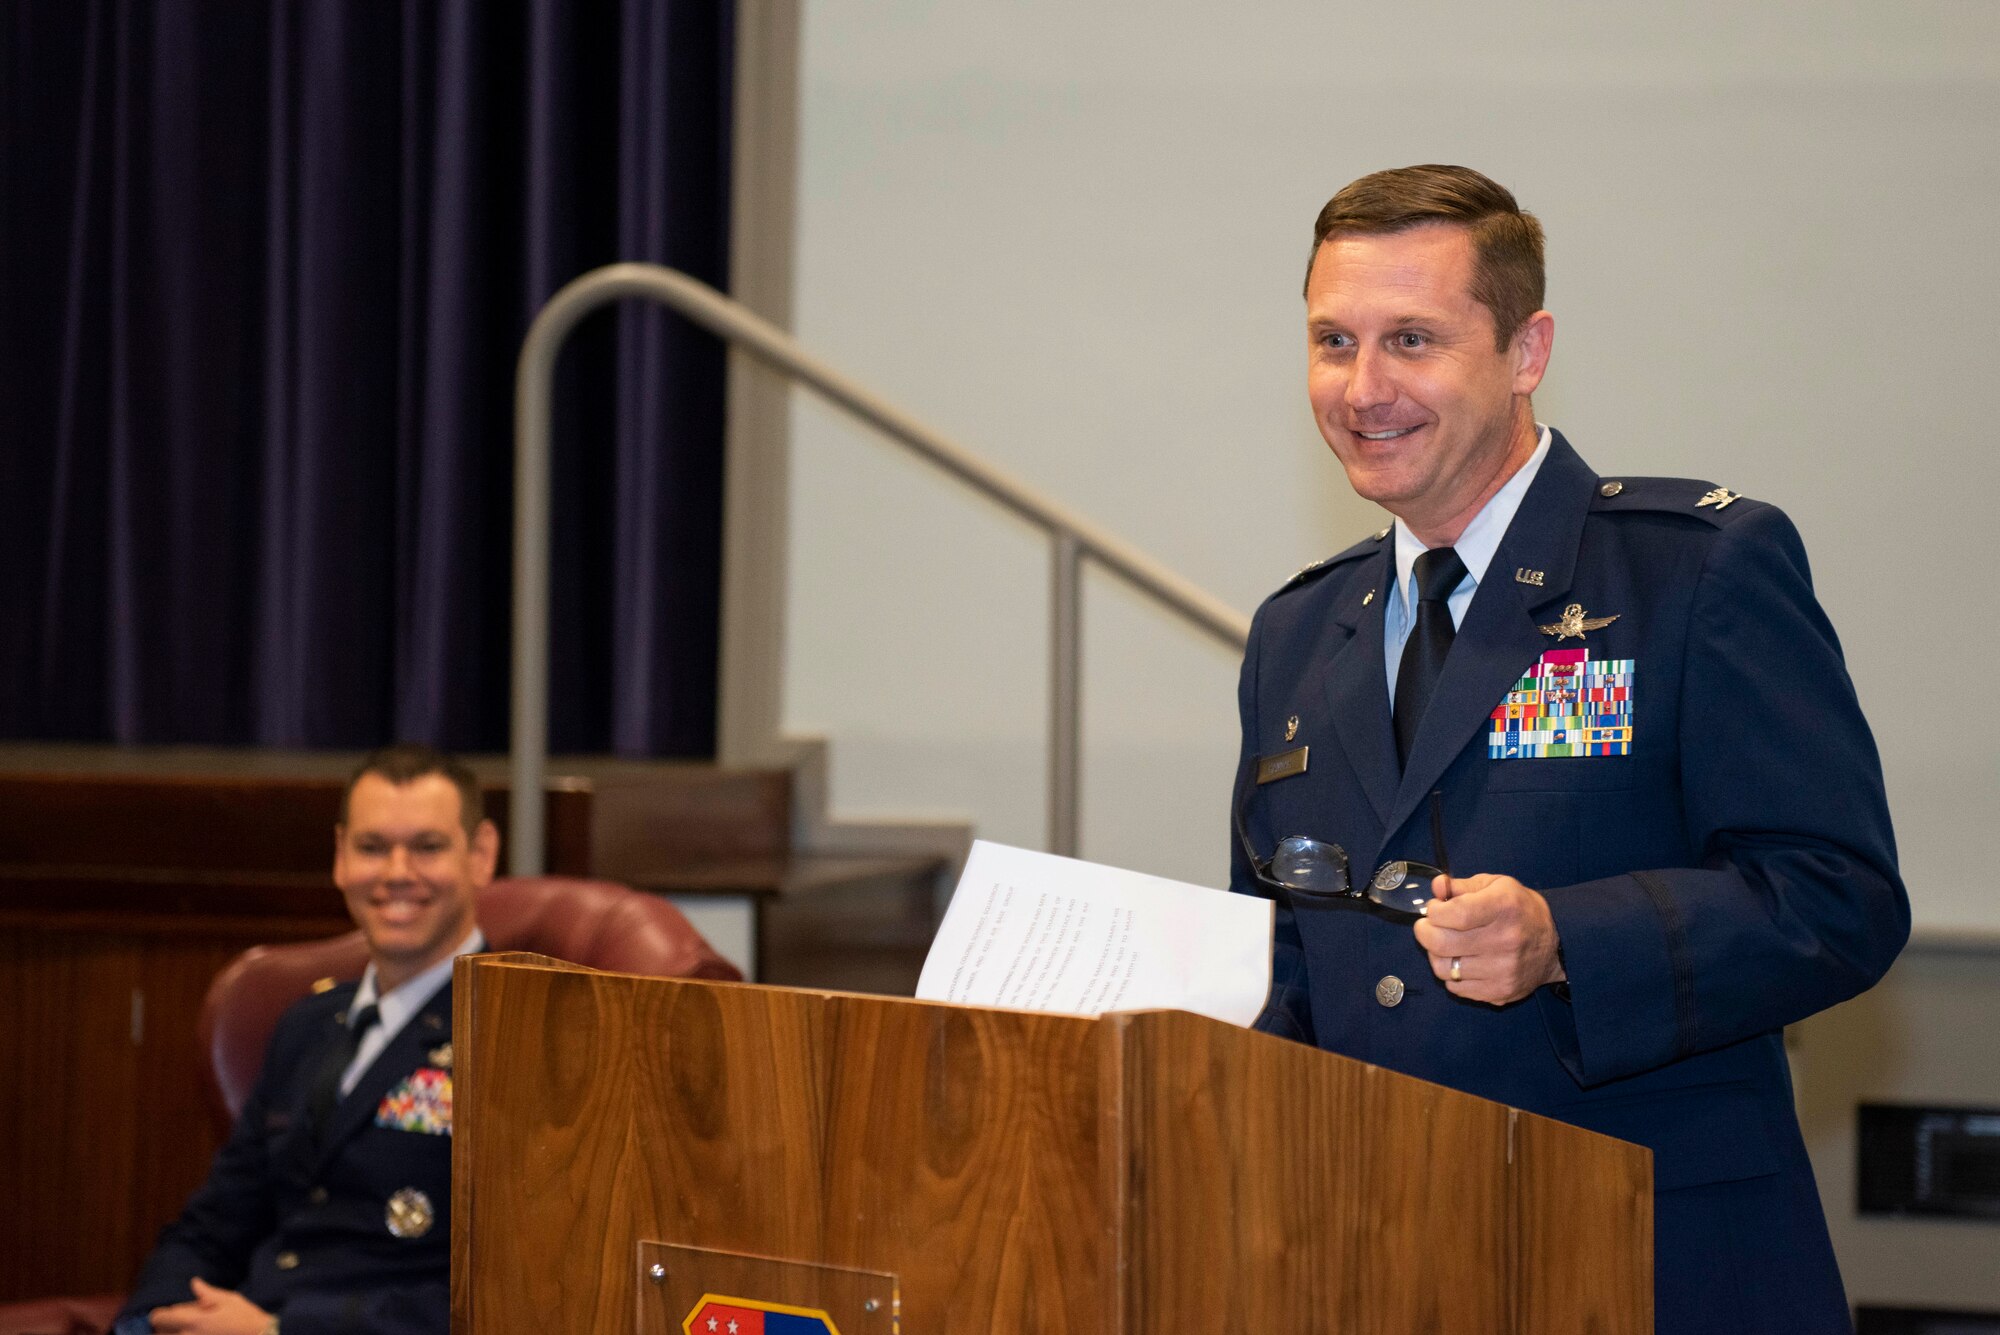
[0,0,732,755]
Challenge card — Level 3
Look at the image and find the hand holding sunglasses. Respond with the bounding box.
[1412,872,1568,1006]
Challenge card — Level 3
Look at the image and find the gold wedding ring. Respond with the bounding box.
[1449,956,1463,983]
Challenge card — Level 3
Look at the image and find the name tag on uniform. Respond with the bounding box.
[1256,746,1309,784]
[1489,649,1635,759]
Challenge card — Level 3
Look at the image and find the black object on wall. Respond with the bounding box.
[1857,1102,2000,1222]
[0,0,734,757]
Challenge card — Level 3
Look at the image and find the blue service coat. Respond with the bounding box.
[1233,431,1907,1333]
[119,980,455,1335]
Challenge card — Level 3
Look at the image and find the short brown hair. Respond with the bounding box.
[1305,164,1545,351]
[340,742,486,836]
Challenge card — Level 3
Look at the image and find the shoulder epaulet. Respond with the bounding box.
[1590,476,1764,527]
[1272,524,1391,596]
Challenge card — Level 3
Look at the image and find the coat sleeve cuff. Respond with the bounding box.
[1539,871,1687,1086]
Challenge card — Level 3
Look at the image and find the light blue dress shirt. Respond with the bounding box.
[1382,425,1552,702]
[338,926,485,1096]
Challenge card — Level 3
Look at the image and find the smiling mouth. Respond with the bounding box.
[375,898,432,926]
[1354,425,1421,442]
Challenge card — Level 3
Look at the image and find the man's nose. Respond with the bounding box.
[1345,347,1394,412]
[384,844,413,879]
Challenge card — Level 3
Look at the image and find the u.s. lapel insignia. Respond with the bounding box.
[1284,715,1299,742]
[1514,567,1545,587]
[385,1187,434,1239]
[427,1043,452,1069]
[1696,486,1740,510]
[1538,603,1621,641]
[1362,588,1375,606]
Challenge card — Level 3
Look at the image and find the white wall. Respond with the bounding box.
[782,1,2000,936]
[1796,942,2000,1310]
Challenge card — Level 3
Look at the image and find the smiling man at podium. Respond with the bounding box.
[1230,164,1907,1334]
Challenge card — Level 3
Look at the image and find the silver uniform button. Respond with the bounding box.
[274,1250,300,1270]
[1375,975,1405,1007]
[1599,481,1624,497]
[386,1187,436,1239]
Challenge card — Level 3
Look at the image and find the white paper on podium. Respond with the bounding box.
[915,839,1274,1027]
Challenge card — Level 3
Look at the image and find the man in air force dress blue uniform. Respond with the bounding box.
[1232,165,1906,1333]
[117,745,493,1335]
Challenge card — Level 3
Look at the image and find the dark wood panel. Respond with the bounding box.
[0,775,340,873]
[0,926,328,1304]
[134,937,258,1216]
[0,932,144,1300]
[0,776,594,880]
[584,771,791,872]
[0,762,790,884]
[0,871,355,927]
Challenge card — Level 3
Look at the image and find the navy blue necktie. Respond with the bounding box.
[308,1002,379,1144]
[1393,546,1467,766]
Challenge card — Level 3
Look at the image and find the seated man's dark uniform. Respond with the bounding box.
[117,939,475,1335]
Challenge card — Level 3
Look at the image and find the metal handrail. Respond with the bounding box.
[511,262,1252,873]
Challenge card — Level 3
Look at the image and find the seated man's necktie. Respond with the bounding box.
[308,1002,380,1144]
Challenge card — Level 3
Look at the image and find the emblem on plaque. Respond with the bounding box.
[683,1295,841,1335]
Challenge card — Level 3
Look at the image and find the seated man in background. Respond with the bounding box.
[117,744,495,1335]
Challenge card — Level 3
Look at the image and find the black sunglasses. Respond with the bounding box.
[1233,762,1453,919]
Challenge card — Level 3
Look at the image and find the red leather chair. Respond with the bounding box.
[0,876,741,1335]
[0,1300,122,1335]
[198,875,741,1128]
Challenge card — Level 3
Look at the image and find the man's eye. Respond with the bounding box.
[354,840,387,856]
[1318,332,1353,351]
[1395,331,1426,349]
[411,840,448,856]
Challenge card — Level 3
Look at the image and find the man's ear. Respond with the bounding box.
[1511,310,1555,395]
[470,818,500,883]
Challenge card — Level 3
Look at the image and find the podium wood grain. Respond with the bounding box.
[453,956,1649,1334]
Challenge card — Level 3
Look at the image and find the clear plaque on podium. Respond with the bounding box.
[636,1242,899,1335]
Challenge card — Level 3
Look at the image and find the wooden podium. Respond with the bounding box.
[452,954,1650,1334]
